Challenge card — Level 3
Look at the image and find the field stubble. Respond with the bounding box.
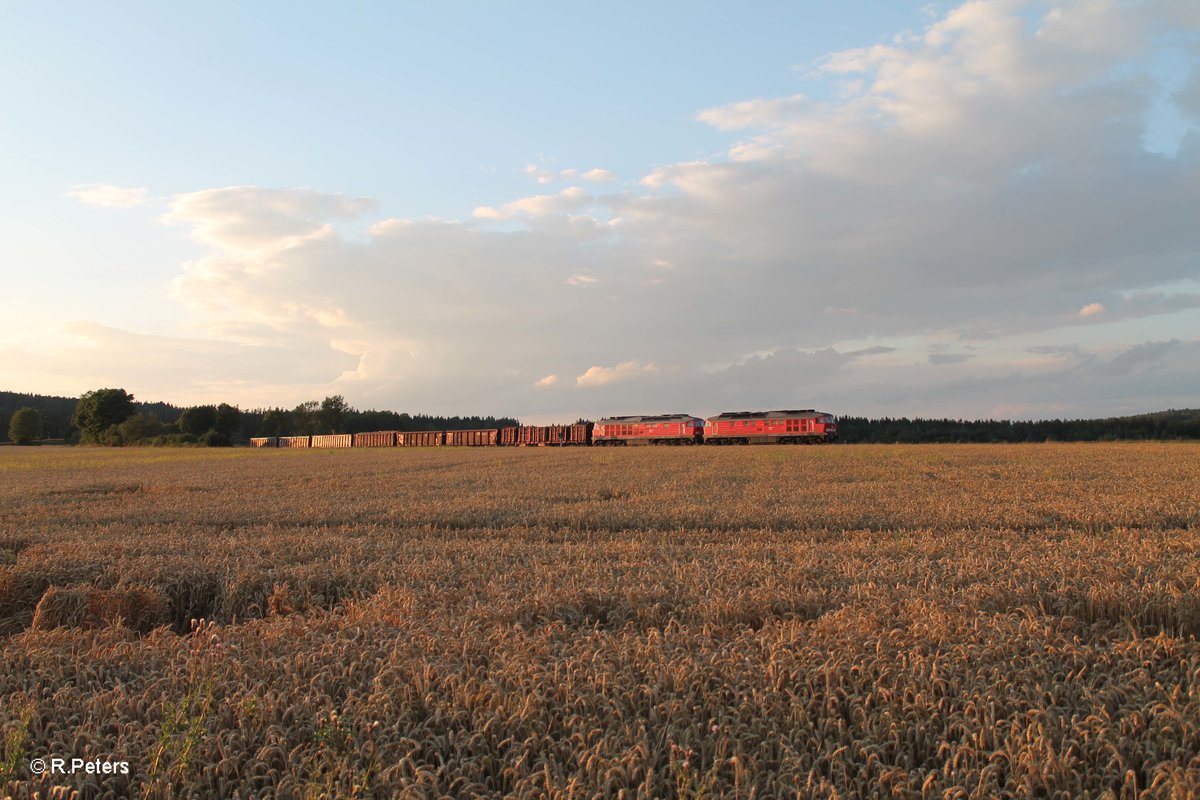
[0,443,1198,798]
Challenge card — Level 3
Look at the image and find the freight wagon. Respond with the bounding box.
[278,436,311,448]
[352,431,396,447]
[249,437,278,448]
[311,434,353,448]
[593,414,704,445]
[396,431,444,447]
[500,423,592,446]
[445,429,499,447]
[704,410,837,444]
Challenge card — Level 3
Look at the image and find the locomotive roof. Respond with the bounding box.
[707,410,827,420]
[596,413,701,424]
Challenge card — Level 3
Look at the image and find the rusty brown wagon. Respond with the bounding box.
[311,434,353,448]
[445,429,499,447]
[249,437,278,448]
[397,431,443,447]
[352,431,396,447]
[277,436,311,448]
[501,424,593,446]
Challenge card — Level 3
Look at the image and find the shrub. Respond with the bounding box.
[7,407,43,445]
[199,430,231,447]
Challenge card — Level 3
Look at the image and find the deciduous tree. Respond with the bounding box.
[72,389,135,444]
[8,407,43,445]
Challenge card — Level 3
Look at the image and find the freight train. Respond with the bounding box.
[251,410,837,448]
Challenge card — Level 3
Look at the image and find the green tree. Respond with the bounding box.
[177,406,218,437]
[291,401,319,435]
[213,403,242,438]
[318,395,350,434]
[8,407,43,445]
[118,413,169,444]
[260,408,293,437]
[72,389,136,444]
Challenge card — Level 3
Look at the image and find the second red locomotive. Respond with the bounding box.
[593,414,704,445]
[704,410,837,444]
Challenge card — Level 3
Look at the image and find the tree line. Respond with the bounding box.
[835,409,1200,443]
[1,389,518,446]
[3,388,1198,446]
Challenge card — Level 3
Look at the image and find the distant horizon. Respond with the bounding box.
[2,386,1194,427]
[3,2,1198,420]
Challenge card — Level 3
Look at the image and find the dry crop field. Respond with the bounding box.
[1,443,1199,799]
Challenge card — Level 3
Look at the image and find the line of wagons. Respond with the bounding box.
[250,409,837,448]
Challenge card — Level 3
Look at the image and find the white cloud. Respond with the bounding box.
[575,361,658,387]
[535,374,558,387]
[696,94,809,131]
[581,168,616,183]
[473,186,591,220]
[1078,302,1106,317]
[17,1,1198,419]
[522,164,587,185]
[163,186,376,253]
[65,184,148,209]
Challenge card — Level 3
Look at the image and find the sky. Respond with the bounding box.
[1,0,1198,422]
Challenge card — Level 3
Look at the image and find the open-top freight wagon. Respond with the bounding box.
[500,423,592,446]
[704,410,837,444]
[352,431,396,447]
[311,434,353,448]
[278,436,311,448]
[446,429,499,447]
[397,431,443,447]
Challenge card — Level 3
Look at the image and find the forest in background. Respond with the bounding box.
[1,389,1198,445]
[0,390,517,446]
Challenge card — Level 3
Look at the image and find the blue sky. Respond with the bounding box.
[1,1,1198,420]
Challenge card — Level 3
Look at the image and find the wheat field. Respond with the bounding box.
[1,443,1198,799]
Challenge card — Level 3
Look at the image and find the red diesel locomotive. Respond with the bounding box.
[593,414,704,446]
[704,410,837,444]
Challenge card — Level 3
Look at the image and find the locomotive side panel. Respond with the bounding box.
[705,411,837,443]
[594,415,703,445]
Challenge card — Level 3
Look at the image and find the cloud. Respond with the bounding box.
[581,168,616,183]
[1078,302,1105,317]
[473,186,591,220]
[163,186,376,253]
[928,352,974,365]
[523,164,597,184]
[575,361,657,387]
[0,321,355,404]
[535,374,558,387]
[696,94,809,131]
[1106,338,1181,376]
[17,1,1197,420]
[844,345,896,357]
[65,184,148,209]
